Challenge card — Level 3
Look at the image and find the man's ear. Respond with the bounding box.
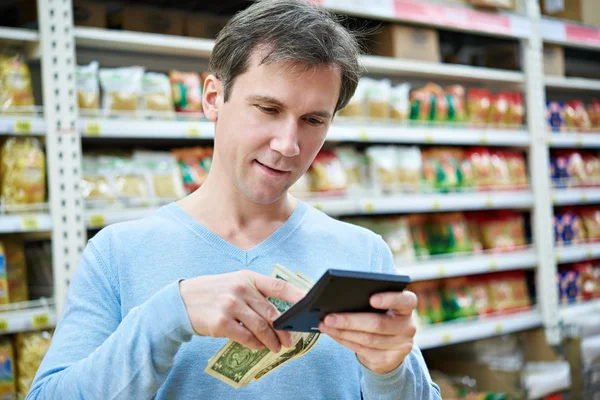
[202,74,222,122]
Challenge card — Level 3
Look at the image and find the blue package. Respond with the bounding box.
[546,101,564,132]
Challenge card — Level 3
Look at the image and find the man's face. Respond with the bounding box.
[203,52,341,204]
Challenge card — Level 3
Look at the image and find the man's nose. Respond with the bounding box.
[270,119,300,157]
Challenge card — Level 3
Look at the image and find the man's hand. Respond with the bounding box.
[318,291,418,375]
[179,270,306,353]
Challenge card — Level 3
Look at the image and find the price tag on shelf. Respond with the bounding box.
[495,322,503,334]
[586,247,594,259]
[436,265,446,277]
[424,134,434,144]
[32,313,50,328]
[85,122,101,136]
[14,120,32,134]
[547,137,553,146]
[20,216,39,231]
[490,258,498,272]
[89,214,105,229]
[0,319,8,332]
[555,252,562,263]
[576,136,583,148]
[363,202,375,213]
[479,134,488,145]
[186,125,201,138]
[552,195,557,205]
[441,333,452,345]
[358,129,369,142]
[581,192,589,203]
[432,200,441,211]
[485,196,494,209]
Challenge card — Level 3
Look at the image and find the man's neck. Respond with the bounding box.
[176,172,297,250]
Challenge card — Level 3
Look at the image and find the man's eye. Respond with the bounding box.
[305,117,323,126]
[258,105,277,114]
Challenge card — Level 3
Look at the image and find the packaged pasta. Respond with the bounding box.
[466,147,494,190]
[504,150,528,189]
[410,83,444,122]
[76,61,99,110]
[0,54,34,112]
[488,91,510,127]
[506,92,524,127]
[390,83,410,121]
[170,70,202,113]
[15,330,52,398]
[309,151,347,193]
[375,217,416,264]
[99,66,144,113]
[408,214,430,259]
[564,100,591,130]
[171,147,213,193]
[588,99,600,129]
[0,337,16,399]
[421,148,462,193]
[445,85,466,122]
[397,146,422,192]
[366,78,391,119]
[0,137,46,205]
[142,72,174,113]
[133,151,185,199]
[4,239,28,303]
[467,88,491,125]
[489,150,511,189]
[98,154,149,200]
[441,277,477,321]
[476,211,527,252]
[580,208,600,242]
[337,78,368,118]
[335,147,366,194]
[424,212,472,255]
[366,146,397,194]
[81,154,113,200]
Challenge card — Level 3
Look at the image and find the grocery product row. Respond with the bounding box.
[558,260,600,306]
[551,149,600,188]
[554,206,600,247]
[547,99,600,133]
[0,330,52,399]
[338,80,524,128]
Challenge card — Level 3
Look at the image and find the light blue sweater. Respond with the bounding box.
[28,201,440,399]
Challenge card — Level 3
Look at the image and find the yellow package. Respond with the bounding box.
[0,337,16,399]
[142,72,174,113]
[0,54,34,112]
[15,331,52,398]
[4,239,28,303]
[0,137,46,206]
[76,61,99,110]
[99,66,144,113]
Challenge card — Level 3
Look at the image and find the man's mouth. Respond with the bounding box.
[255,160,289,176]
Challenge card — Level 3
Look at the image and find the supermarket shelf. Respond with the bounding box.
[0,299,56,334]
[0,115,46,135]
[361,55,524,83]
[553,188,600,206]
[416,310,542,349]
[0,213,52,233]
[0,27,38,45]
[85,207,158,229]
[356,191,533,214]
[545,76,600,92]
[561,299,600,321]
[555,242,600,264]
[323,0,530,39]
[542,18,600,51]
[74,27,213,57]
[80,118,213,139]
[329,124,530,146]
[548,134,600,148]
[398,248,538,282]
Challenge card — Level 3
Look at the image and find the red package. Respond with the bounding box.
[466,147,494,190]
[565,100,592,131]
[467,88,491,126]
[488,91,511,127]
[506,92,524,127]
[504,150,529,189]
[579,207,600,242]
[468,275,493,316]
[573,262,600,300]
[489,150,511,189]
[487,271,531,315]
[583,153,600,187]
[588,99,600,129]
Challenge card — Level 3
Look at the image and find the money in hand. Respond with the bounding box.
[204,264,319,388]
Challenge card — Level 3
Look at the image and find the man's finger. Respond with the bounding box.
[222,319,265,351]
[252,274,307,304]
[247,294,294,348]
[370,291,417,315]
[323,312,401,335]
[236,306,283,353]
[318,324,405,350]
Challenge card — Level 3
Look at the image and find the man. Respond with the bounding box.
[29,1,441,398]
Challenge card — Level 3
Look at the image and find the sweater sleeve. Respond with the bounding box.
[26,239,195,400]
[360,236,441,400]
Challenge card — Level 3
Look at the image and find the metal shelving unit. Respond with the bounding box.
[2,0,595,344]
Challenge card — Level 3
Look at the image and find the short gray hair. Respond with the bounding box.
[209,0,361,113]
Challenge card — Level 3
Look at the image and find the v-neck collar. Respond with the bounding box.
[163,200,308,266]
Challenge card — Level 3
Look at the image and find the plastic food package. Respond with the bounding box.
[98,155,149,200]
[0,337,16,399]
[337,78,368,118]
[504,150,528,189]
[467,219,483,254]
[506,92,524,127]
[488,91,510,127]
[170,70,202,113]
[588,99,600,129]
[366,78,391,119]
[422,148,463,193]
[76,61,99,110]
[410,83,444,122]
[546,101,565,132]
[487,272,531,314]
[424,212,472,256]
[467,88,491,126]
[468,276,493,316]
[310,151,347,193]
[467,147,494,190]
[408,214,430,259]
[397,146,422,192]
[377,217,416,264]
[411,281,444,324]
[334,147,367,195]
[4,239,28,303]
[564,100,591,130]
[390,83,410,121]
[554,210,586,246]
[489,151,511,188]
[171,147,213,193]
[573,262,600,300]
[99,66,144,113]
[0,137,46,205]
[81,154,113,200]
[445,85,467,122]
[441,277,477,321]
[367,146,398,194]
[142,72,174,113]
[0,54,35,112]
[579,208,600,242]
[476,211,527,252]
[551,151,586,188]
[133,151,185,199]
[558,269,582,305]
[15,331,52,398]
[583,153,600,186]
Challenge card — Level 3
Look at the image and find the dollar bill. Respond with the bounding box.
[205,264,319,388]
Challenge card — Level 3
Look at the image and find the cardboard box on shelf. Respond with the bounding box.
[108,6,185,36]
[185,13,230,39]
[543,44,565,76]
[371,25,440,63]
[541,0,600,27]
[18,0,106,28]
